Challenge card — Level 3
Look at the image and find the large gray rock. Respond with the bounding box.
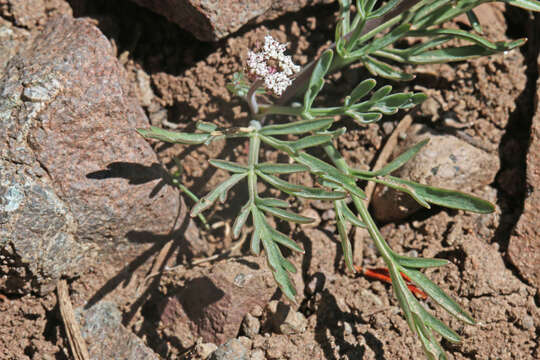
[129,0,332,41]
[75,301,159,360]
[0,15,181,294]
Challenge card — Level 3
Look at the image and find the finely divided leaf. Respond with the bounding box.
[191,173,247,216]
[403,268,475,325]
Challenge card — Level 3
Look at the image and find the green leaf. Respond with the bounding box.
[335,200,366,228]
[420,308,461,343]
[408,28,498,49]
[359,23,410,54]
[190,173,247,216]
[210,159,248,173]
[255,197,290,208]
[369,176,431,209]
[265,224,305,253]
[259,204,314,224]
[260,227,297,301]
[232,203,251,238]
[383,176,495,213]
[394,254,448,268]
[256,171,347,200]
[364,55,414,81]
[304,50,334,111]
[506,0,540,11]
[259,118,334,135]
[367,0,400,18]
[403,268,475,325]
[346,78,377,106]
[261,135,333,154]
[466,10,483,34]
[298,153,366,199]
[256,162,309,174]
[346,111,382,124]
[259,135,296,154]
[196,121,218,133]
[137,127,210,145]
[413,313,447,360]
[373,139,429,176]
[407,40,526,64]
[370,85,393,101]
[335,202,355,272]
[291,134,333,151]
[250,222,262,255]
[292,187,348,200]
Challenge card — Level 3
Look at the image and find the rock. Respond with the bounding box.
[0,15,181,294]
[508,57,540,291]
[209,338,248,360]
[241,313,261,339]
[371,124,500,222]
[75,301,159,360]
[264,300,307,335]
[0,24,30,77]
[195,342,218,359]
[128,0,332,41]
[157,256,275,349]
[0,0,72,29]
[250,349,265,360]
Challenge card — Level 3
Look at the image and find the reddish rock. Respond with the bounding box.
[157,256,276,348]
[0,15,180,294]
[129,0,331,41]
[508,57,540,291]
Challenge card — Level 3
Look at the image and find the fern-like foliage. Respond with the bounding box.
[138,0,540,358]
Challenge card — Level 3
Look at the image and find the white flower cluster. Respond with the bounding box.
[246,35,300,96]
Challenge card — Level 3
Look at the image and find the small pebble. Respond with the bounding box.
[210,339,248,360]
[521,315,534,330]
[242,313,261,339]
[265,300,307,335]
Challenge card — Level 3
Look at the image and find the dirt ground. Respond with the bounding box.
[1,1,539,359]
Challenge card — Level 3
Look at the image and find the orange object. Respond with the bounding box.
[355,265,428,300]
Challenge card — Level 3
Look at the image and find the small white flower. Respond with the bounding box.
[246,35,300,96]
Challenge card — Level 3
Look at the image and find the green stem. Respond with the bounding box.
[322,143,396,263]
[173,179,209,229]
[247,129,261,203]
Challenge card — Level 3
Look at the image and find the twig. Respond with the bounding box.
[57,280,90,360]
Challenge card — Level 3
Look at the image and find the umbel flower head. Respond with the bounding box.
[246,35,300,96]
